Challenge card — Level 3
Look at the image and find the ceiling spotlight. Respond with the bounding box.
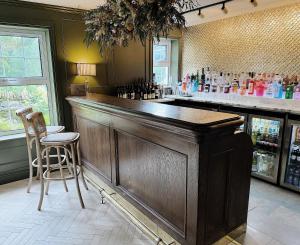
[250,0,258,7]
[198,9,205,18]
[221,2,228,14]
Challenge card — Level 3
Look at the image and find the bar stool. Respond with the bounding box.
[16,107,65,193]
[26,111,88,211]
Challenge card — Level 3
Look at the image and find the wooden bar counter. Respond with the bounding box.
[66,94,253,245]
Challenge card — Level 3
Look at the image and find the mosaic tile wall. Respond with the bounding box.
[182,3,300,76]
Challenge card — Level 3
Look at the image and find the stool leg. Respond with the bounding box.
[45,148,50,195]
[26,142,33,193]
[37,143,44,211]
[76,141,88,190]
[71,143,85,208]
[65,147,73,175]
[57,147,68,192]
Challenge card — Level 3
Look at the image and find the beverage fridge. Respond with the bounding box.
[248,115,284,183]
[280,120,300,191]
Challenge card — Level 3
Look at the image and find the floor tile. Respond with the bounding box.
[1,178,300,245]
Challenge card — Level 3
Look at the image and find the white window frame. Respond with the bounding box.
[0,25,58,136]
[153,38,172,85]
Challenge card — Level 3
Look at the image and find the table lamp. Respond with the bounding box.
[70,63,96,96]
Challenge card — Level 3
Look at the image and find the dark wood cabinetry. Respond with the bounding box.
[67,94,253,245]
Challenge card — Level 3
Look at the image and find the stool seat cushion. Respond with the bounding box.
[28,125,65,136]
[41,132,80,144]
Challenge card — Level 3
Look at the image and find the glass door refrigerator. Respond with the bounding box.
[280,120,300,192]
[248,115,284,183]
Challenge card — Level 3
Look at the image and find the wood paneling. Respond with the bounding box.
[117,131,187,235]
[76,116,112,182]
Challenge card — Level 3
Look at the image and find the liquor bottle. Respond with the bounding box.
[231,76,239,94]
[122,86,126,99]
[248,72,255,95]
[155,84,160,99]
[211,74,218,93]
[285,82,294,99]
[199,68,205,92]
[239,73,246,96]
[135,85,141,100]
[130,85,135,100]
[143,84,148,100]
[293,78,300,100]
[273,74,283,99]
[255,77,265,97]
[192,72,199,93]
[204,67,211,92]
[204,73,211,93]
[151,83,155,99]
[182,74,188,93]
[265,74,273,97]
[217,72,224,93]
[224,73,231,94]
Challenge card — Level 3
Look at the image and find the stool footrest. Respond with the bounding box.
[43,166,80,181]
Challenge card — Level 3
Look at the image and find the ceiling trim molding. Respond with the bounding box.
[0,0,85,15]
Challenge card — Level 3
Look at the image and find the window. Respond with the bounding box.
[0,25,57,136]
[153,38,179,86]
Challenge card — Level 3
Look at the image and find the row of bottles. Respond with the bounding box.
[116,78,164,100]
[180,68,300,100]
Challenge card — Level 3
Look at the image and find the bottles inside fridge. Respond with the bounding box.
[283,124,300,189]
[250,116,283,182]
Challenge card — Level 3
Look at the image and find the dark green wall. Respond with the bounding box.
[0,0,104,184]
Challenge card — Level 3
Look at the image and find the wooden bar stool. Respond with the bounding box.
[16,107,65,193]
[26,111,88,211]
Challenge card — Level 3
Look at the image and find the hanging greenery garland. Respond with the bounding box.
[84,0,196,54]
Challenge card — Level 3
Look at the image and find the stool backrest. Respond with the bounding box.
[26,112,47,138]
[16,107,33,135]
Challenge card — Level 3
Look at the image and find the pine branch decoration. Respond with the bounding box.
[84,0,196,54]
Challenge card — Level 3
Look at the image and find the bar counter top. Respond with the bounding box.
[66,93,241,130]
[162,93,300,115]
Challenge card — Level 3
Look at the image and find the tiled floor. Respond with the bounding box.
[243,179,300,245]
[0,179,152,245]
[0,178,300,245]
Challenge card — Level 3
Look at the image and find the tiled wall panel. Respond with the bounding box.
[182,4,300,76]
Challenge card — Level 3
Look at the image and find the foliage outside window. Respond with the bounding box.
[0,25,57,136]
[153,39,171,86]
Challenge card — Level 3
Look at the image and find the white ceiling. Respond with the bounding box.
[21,0,105,9]
[20,0,300,26]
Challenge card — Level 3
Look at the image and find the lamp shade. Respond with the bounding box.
[76,63,96,76]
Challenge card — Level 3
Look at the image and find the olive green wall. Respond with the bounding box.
[107,30,183,85]
[0,0,105,184]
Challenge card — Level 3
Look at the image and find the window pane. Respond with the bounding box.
[0,36,23,57]
[23,37,40,58]
[153,45,167,63]
[0,85,50,134]
[25,58,42,77]
[0,35,42,78]
[153,66,169,85]
[1,57,25,77]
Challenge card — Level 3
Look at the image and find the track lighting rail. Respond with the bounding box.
[181,0,233,15]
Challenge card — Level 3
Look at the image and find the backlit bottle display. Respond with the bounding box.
[180,68,299,100]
